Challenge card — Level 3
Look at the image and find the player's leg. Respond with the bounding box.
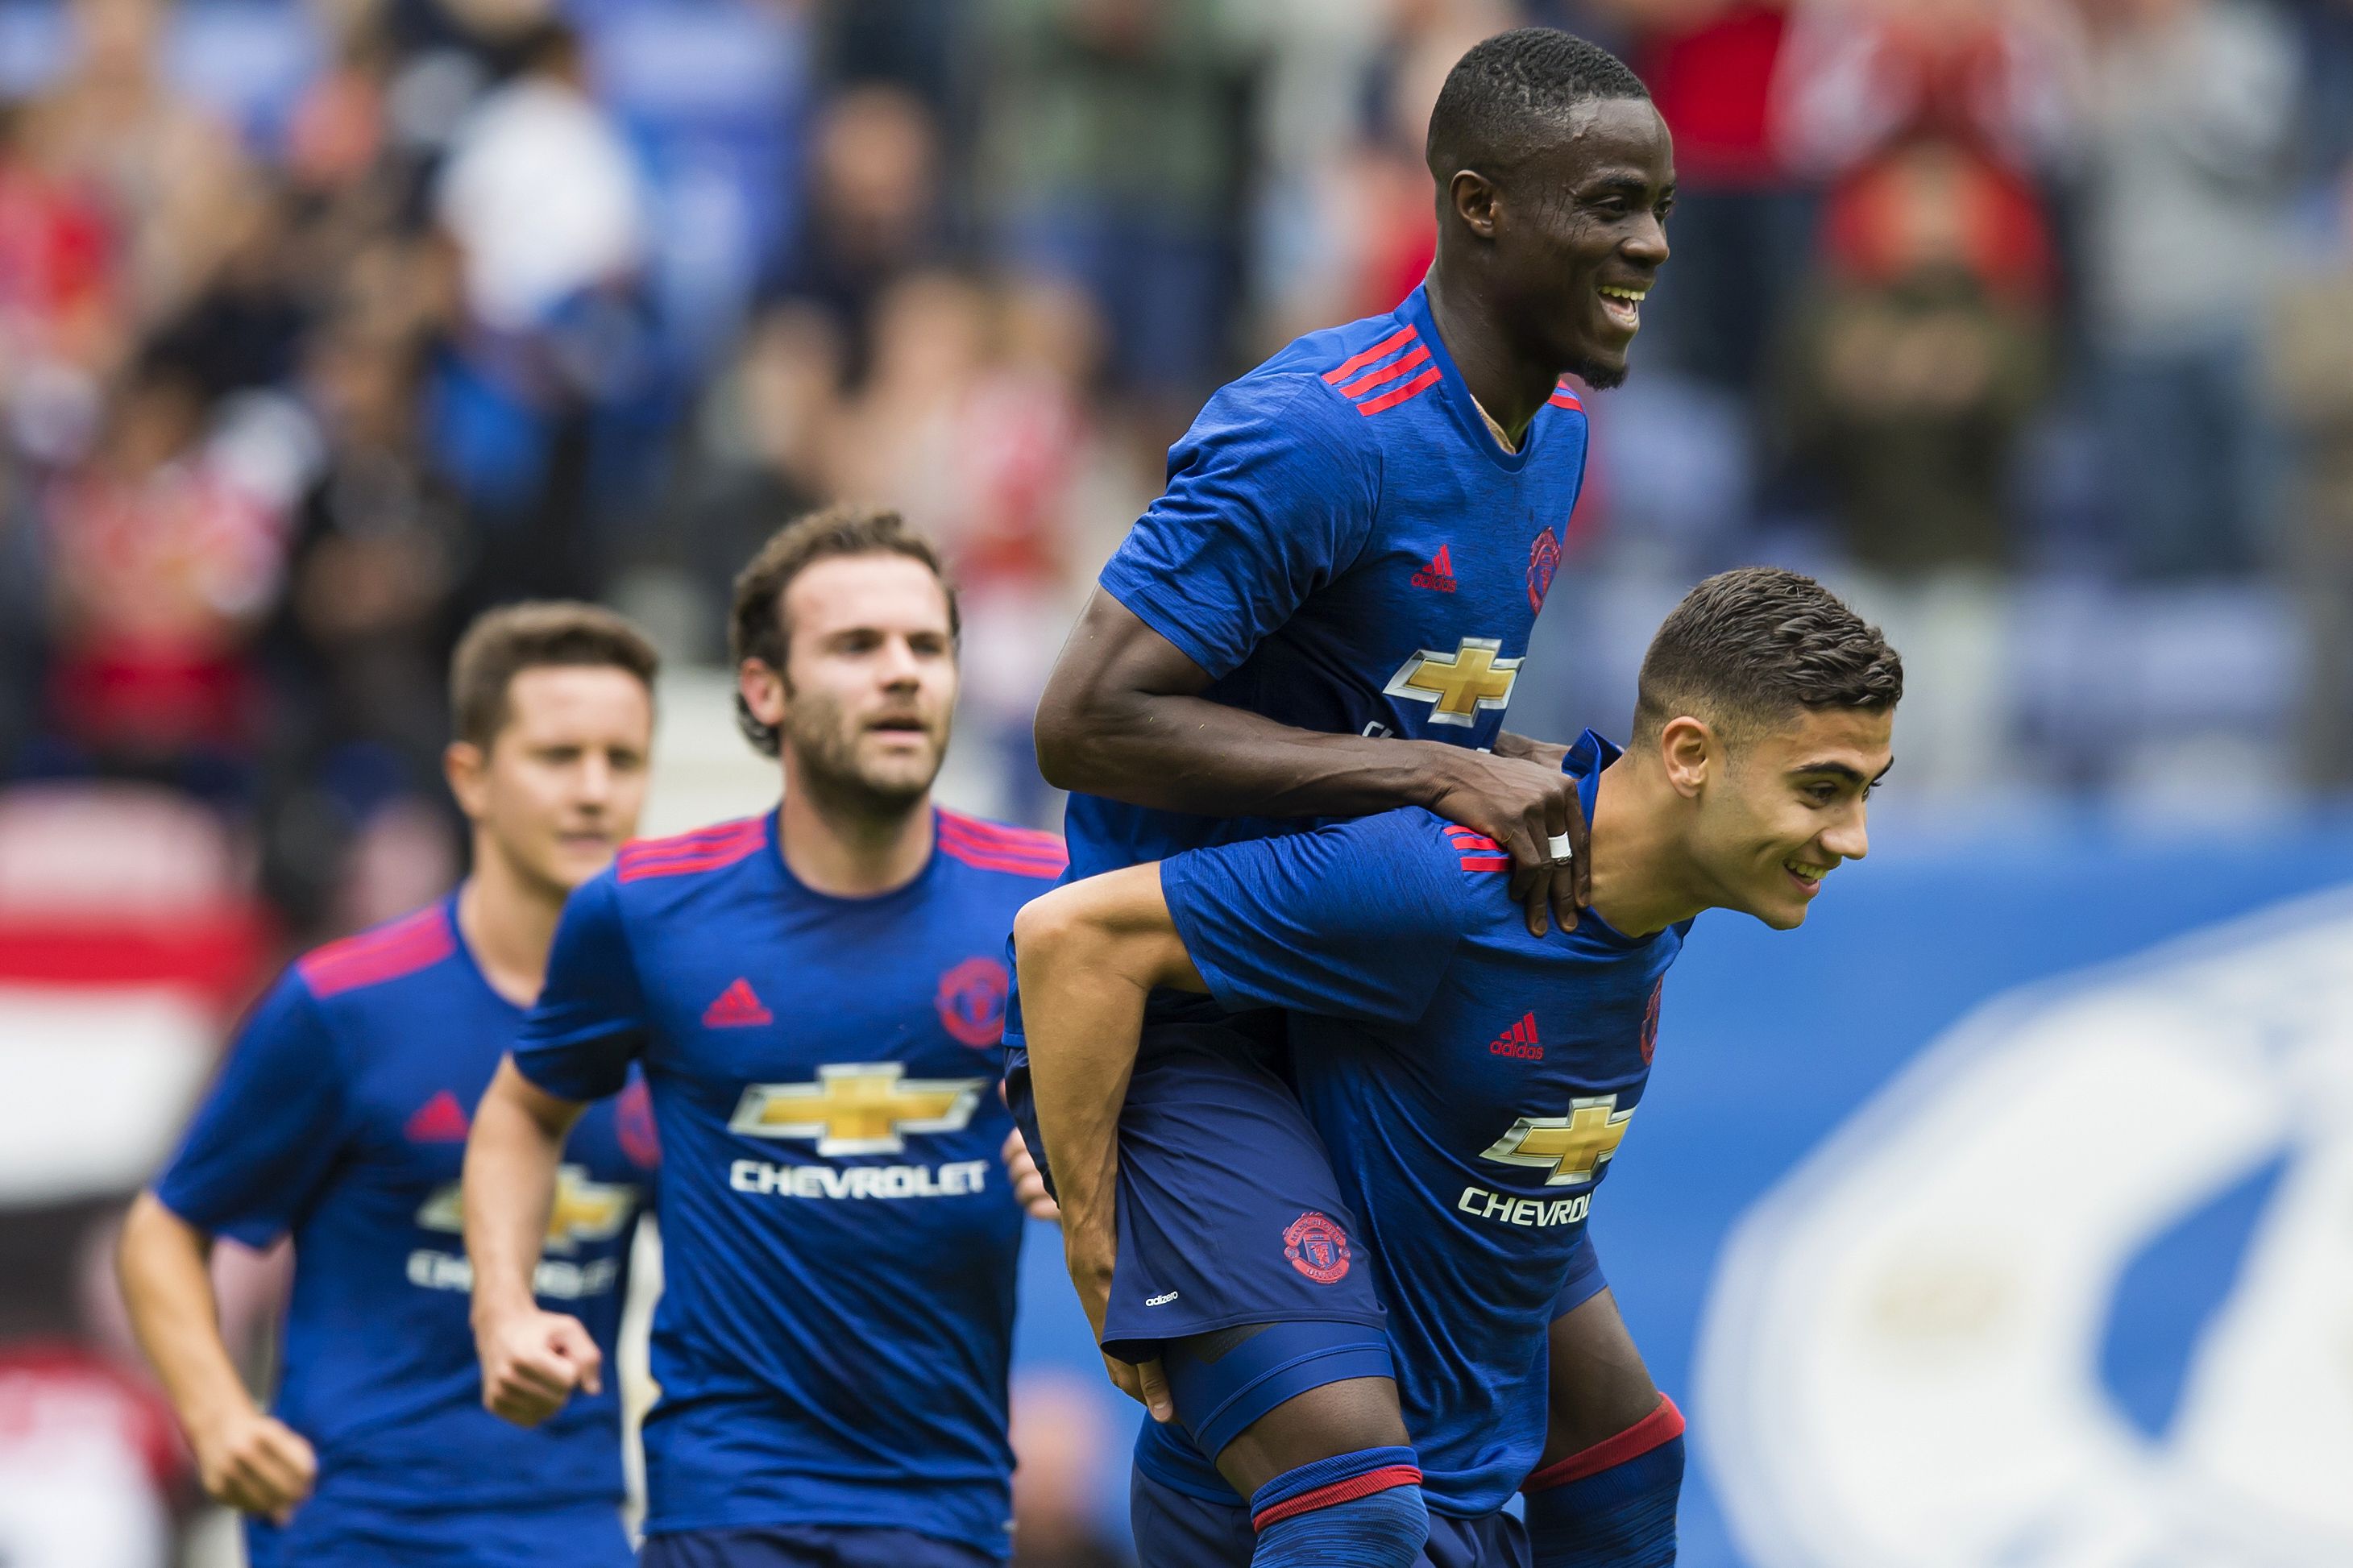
[1521,1240,1683,1568]
[1023,1024,1426,1566]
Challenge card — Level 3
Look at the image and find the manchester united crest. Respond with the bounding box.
[935,956,1011,1048]
[1527,526,1563,614]
[1283,1210,1353,1284]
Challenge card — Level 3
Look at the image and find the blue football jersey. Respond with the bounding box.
[1072,280,1590,878]
[1135,734,1687,1518]
[512,809,1064,1558]
[155,895,657,1520]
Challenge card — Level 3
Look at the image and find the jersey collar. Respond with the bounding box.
[1398,282,1542,477]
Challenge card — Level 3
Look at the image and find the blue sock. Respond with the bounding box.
[1249,1446,1428,1568]
[1521,1399,1684,1568]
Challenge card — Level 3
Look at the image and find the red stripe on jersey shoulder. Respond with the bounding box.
[1548,380,1585,411]
[617,817,766,882]
[1460,856,1512,871]
[1441,821,1511,872]
[1357,365,1443,417]
[299,904,456,998]
[1322,324,1418,386]
[938,811,1067,877]
[1337,343,1431,400]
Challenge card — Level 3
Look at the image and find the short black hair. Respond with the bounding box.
[1634,568,1903,743]
[1426,27,1651,176]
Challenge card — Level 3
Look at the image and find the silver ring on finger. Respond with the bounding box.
[1545,832,1575,862]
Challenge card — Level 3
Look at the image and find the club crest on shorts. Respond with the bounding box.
[1284,1210,1352,1284]
[1527,525,1562,613]
[935,956,1010,1047]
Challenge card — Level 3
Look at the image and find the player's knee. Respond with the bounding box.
[1521,1394,1685,1568]
[1249,1446,1427,1568]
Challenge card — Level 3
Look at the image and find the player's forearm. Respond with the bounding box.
[1040,682,1475,820]
[462,1060,579,1322]
[117,1192,256,1432]
[1012,873,1192,1239]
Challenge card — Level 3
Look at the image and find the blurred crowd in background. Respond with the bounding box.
[4,0,2353,1561]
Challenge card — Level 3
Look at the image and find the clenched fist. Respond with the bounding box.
[473,1305,603,1427]
[189,1400,317,1523]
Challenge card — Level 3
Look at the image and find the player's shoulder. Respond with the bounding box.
[612,815,768,897]
[935,809,1068,886]
[1194,305,1431,452]
[293,900,460,1006]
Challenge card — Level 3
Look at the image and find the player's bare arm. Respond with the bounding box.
[1034,590,1591,935]
[463,1057,604,1426]
[117,1193,318,1522]
[1011,863,1206,1421]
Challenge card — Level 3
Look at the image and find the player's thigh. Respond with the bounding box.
[1542,1287,1663,1462]
[640,1524,1000,1568]
[1206,1373,1409,1499]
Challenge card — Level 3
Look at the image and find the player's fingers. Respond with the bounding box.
[256,1423,318,1495]
[1101,1353,1146,1406]
[555,1322,604,1397]
[1135,1358,1175,1424]
[243,1445,309,1509]
[1546,861,1580,935]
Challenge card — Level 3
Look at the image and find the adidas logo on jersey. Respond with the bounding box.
[405,1090,471,1142]
[1490,1011,1543,1060]
[704,978,773,1028]
[1412,545,1457,593]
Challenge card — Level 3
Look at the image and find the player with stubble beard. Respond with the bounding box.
[465,508,1059,1568]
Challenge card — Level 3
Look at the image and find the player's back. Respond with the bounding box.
[156,898,655,1519]
[1066,282,1592,879]
[1139,733,1684,1517]
[516,809,1064,1558]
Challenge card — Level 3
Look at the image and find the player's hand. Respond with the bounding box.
[1001,1127,1060,1222]
[1423,744,1591,937]
[1063,1216,1174,1423]
[474,1305,602,1427]
[188,1400,317,1524]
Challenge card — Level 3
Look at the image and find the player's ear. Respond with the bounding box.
[738,657,788,732]
[1448,168,1502,240]
[1659,716,1712,799]
[444,740,490,820]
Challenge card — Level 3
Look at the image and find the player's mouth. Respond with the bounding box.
[866,715,931,741]
[1783,857,1832,895]
[1597,284,1647,334]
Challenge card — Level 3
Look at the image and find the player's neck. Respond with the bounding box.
[776,768,933,898]
[1424,267,1553,443]
[456,844,565,1007]
[1585,759,1707,938]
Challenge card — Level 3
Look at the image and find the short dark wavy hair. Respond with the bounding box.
[1634,567,1903,743]
[1426,27,1650,176]
[728,504,959,757]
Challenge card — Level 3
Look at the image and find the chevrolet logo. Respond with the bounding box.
[1479,1095,1634,1187]
[728,1064,987,1157]
[1384,637,1521,727]
[414,1165,639,1255]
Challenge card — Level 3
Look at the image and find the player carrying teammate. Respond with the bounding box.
[1006,26,1675,1568]
[1022,570,1902,1566]
[464,506,1060,1568]
[118,604,665,1567]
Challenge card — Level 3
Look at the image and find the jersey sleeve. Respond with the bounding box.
[1159,810,1470,1026]
[1098,376,1377,679]
[513,873,650,1103]
[153,973,351,1248]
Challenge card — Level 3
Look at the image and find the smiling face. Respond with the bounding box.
[448,665,654,898]
[1684,705,1895,931]
[741,552,958,815]
[1479,95,1674,389]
